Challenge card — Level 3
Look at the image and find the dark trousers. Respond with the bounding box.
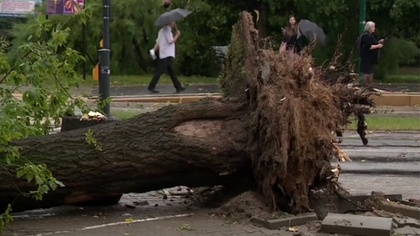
[148,57,182,90]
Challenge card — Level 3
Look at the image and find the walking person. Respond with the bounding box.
[148,21,185,94]
[359,21,384,90]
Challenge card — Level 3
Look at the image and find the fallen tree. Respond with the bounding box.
[0,12,374,213]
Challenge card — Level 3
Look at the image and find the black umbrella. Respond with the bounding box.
[297,19,327,46]
[154,8,191,27]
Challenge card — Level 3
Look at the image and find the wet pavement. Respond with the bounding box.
[375,83,420,93]
[337,132,420,199]
[90,83,420,97]
[91,84,220,96]
[3,132,420,236]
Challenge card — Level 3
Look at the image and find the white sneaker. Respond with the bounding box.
[149,49,157,60]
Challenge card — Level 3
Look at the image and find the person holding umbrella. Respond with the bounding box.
[279,15,327,55]
[279,16,302,54]
[148,0,173,60]
[148,8,191,94]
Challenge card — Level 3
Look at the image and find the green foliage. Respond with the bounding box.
[375,38,420,80]
[85,129,102,151]
[171,0,237,76]
[367,0,420,68]
[16,164,65,200]
[0,13,90,233]
[3,0,420,76]
[0,205,13,232]
[9,0,163,75]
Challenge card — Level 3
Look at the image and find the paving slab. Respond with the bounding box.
[393,217,420,228]
[251,213,317,229]
[393,225,420,235]
[320,213,393,236]
[310,194,402,215]
[373,200,420,220]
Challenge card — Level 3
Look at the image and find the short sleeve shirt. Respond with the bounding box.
[156,26,175,59]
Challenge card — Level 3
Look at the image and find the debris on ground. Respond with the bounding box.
[81,111,106,121]
[214,191,285,222]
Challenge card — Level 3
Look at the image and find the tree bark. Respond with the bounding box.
[0,11,374,214]
[0,99,251,212]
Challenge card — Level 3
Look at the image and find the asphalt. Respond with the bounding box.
[91,84,220,96]
[90,83,420,96]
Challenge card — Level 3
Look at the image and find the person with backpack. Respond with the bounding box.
[358,21,384,90]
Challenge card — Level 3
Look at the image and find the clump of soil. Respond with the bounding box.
[213,191,291,222]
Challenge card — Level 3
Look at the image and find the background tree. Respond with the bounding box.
[0,13,93,233]
[4,0,419,78]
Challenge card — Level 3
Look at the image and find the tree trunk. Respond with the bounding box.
[1,11,374,214]
[257,4,268,40]
[0,99,251,212]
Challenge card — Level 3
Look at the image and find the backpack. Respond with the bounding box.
[356,32,369,52]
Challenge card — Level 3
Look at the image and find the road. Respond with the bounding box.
[3,132,420,236]
[89,83,420,97]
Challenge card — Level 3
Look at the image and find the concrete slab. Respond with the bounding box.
[320,213,393,236]
[309,194,402,215]
[374,95,412,106]
[393,225,420,235]
[251,213,318,230]
[375,201,420,220]
[393,217,420,228]
[411,95,420,106]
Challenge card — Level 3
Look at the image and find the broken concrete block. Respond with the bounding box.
[393,226,420,236]
[310,193,402,214]
[320,213,393,236]
[376,201,420,220]
[251,213,317,230]
[393,217,420,228]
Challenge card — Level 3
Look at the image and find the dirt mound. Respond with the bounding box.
[215,191,290,222]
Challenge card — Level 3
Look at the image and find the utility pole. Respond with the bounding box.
[358,0,366,84]
[98,0,111,116]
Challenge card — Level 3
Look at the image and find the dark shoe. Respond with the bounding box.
[175,87,186,93]
[148,88,159,94]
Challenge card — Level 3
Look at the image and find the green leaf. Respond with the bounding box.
[16,169,25,178]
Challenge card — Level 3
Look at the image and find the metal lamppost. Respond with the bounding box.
[98,0,111,116]
[358,0,366,85]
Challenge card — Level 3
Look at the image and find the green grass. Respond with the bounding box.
[111,110,139,120]
[398,67,420,75]
[383,74,420,84]
[82,75,218,87]
[383,67,420,83]
[113,110,420,131]
[348,116,420,131]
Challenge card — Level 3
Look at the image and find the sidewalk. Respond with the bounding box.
[89,83,420,97]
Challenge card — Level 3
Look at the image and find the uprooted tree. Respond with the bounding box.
[0,12,374,214]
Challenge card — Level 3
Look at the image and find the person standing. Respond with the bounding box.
[148,21,185,94]
[279,16,303,54]
[359,21,384,89]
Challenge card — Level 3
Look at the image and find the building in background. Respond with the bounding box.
[0,0,42,17]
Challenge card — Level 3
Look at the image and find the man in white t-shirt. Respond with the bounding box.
[148,21,185,94]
